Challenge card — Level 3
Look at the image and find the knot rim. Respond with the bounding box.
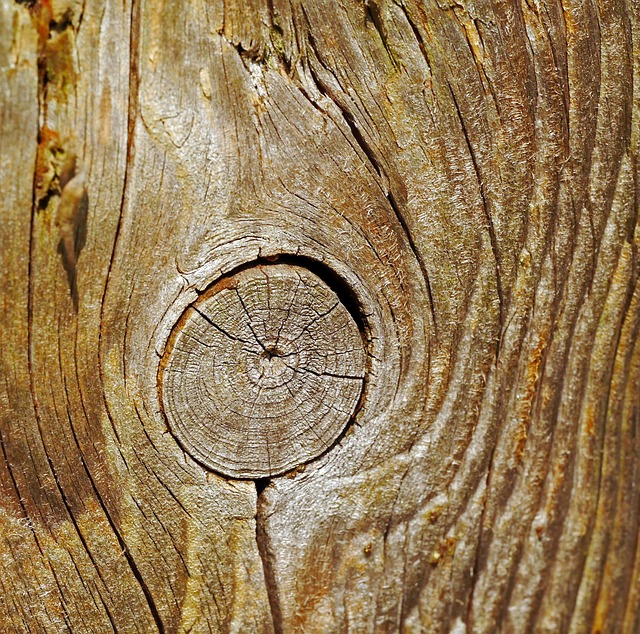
[157,256,371,480]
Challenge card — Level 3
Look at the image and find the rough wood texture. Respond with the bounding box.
[160,263,365,478]
[1,0,639,632]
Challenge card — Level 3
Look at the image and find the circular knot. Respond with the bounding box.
[159,263,366,478]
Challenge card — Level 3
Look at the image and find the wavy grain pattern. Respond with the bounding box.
[1,0,639,631]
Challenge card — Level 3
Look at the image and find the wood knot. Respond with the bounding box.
[159,263,366,478]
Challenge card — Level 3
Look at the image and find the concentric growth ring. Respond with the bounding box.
[159,263,366,478]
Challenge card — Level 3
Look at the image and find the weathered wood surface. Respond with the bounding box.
[1,0,639,632]
[160,263,366,478]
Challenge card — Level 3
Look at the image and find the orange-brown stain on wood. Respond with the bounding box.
[34,125,62,207]
[25,0,80,211]
[583,404,597,437]
[34,127,79,216]
[562,5,578,39]
[25,0,53,44]
[293,539,336,631]
[546,455,570,520]
[292,517,384,631]
[515,325,550,463]
[429,535,457,566]
[27,0,78,98]
[41,26,77,98]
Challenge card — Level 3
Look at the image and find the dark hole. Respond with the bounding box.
[255,478,270,494]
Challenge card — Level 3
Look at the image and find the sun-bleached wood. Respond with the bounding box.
[160,264,365,478]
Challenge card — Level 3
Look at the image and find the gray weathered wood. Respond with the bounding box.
[160,263,365,478]
[1,0,639,632]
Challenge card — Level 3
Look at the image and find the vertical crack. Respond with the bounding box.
[255,480,283,634]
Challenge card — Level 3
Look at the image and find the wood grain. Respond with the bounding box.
[1,0,639,632]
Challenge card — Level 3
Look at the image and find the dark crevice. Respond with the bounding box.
[198,255,368,339]
[280,257,366,338]
[447,82,505,337]
[92,497,167,632]
[58,367,168,632]
[35,436,110,627]
[255,483,283,634]
[99,0,166,631]
[228,38,267,65]
[97,593,118,634]
[339,107,381,177]
[255,477,270,495]
[303,28,383,180]
[0,427,31,523]
[386,191,438,335]
[49,10,73,33]
[628,154,640,245]
[45,566,74,630]
[296,82,327,116]
[309,62,382,179]
[364,1,399,69]
[302,20,437,343]
[396,2,432,74]
[95,0,144,448]
[57,171,88,311]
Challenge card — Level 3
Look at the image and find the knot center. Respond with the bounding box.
[258,347,287,377]
[247,343,297,389]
